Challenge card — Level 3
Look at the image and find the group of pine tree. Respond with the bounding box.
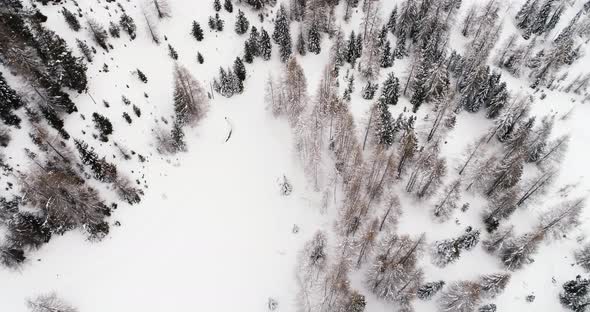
[0,0,152,269]
[256,0,590,312]
[1,0,590,311]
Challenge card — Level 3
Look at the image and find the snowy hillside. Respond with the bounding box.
[1,0,590,312]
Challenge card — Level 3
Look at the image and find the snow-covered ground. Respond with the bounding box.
[1,0,590,311]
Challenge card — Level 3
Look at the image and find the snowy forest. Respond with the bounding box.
[1,0,590,311]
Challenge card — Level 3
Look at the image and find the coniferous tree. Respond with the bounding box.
[380,73,400,105]
[168,44,179,60]
[380,40,393,68]
[259,28,272,60]
[479,304,497,312]
[235,10,250,35]
[361,81,378,100]
[40,106,69,139]
[432,228,480,267]
[307,22,321,54]
[244,41,254,63]
[224,0,233,12]
[273,5,292,62]
[410,62,428,113]
[87,18,109,51]
[137,69,148,83]
[109,21,121,38]
[213,0,222,12]
[192,21,204,41]
[197,52,204,64]
[574,244,590,272]
[374,100,395,146]
[77,39,93,62]
[0,72,24,127]
[479,273,511,299]
[172,65,209,126]
[248,26,260,57]
[386,7,397,34]
[297,30,307,55]
[438,281,482,312]
[215,13,225,31]
[61,8,80,31]
[417,281,445,300]
[233,57,246,81]
[560,275,590,312]
[92,112,113,142]
[74,139,117,182]
[119,13,137,40]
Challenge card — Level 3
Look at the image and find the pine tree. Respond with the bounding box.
[40,106,69,139]
[235,10,250,35]
[248,26,260,57]
[380,73,400,105]
[74,139,117,182]
[479,304,497,312]
[168,44,179,60]
[307,22,321,54]
[216,13,225,31]
[233,57,246,81]
[61,8,80,31]
[87,18,109,51]
[244,41,254,63]
[192,21,204,41]
[574,244,590,272]
[410,62,428,113]
[77,39,93,62]
[109,21,121,38]
[197,52,204,64]
[92,113,113,142]
[259,28,272,60]
[560,275,590,312]
[273,5,292,62]
[137,69,148,83]
[386,7,397,34]
[224,0,233,12]
[297,31,307,55]
[438,281,482,312]
[417,281,445,300]
[361,81,378,100]
[374,100,395,146]
[479,273,510,299]
[0,72,24,127]
[380,40,393,68]
[173,65,209,125]
[119,13,137,40]
[432,228,480,267]
[213,0,222,12]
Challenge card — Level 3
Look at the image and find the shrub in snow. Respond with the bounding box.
[560,276,590,312]
[27,293,78,312]
[280,175,292,196]
[478,303,497,312]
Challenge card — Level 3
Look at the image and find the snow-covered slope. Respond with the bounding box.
[1,0,590,311]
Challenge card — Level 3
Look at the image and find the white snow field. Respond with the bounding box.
[1,0,590,311]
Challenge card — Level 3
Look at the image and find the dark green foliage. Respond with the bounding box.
[77,39,93,62]
[0,73,24,127]
[307,22,321,54]
[560,276,590,312]
[137,69,148,83]
[244,41,254,63]
[297,31,306,56]
[40,106,69,139]
[417,281,445,300]
[122,112,132,123]
[259,28,272,60]
[224,0,233,12]
[168,44,179,60]
[92,112,113,142]
[61,7,80,31]
[109,21,120,38]
[233,57,246,81]
[362,81,378,100]
[235,10,250,35]
[213,0,222,11]
[119,13,137,39]
[380,73,400,105]
[273,5,292,62]
[192,21,204,41]
[74,139,118,183]
[375,100,395,146]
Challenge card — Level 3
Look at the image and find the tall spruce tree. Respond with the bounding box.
[192,21,204,41]
[235,10,250,35]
